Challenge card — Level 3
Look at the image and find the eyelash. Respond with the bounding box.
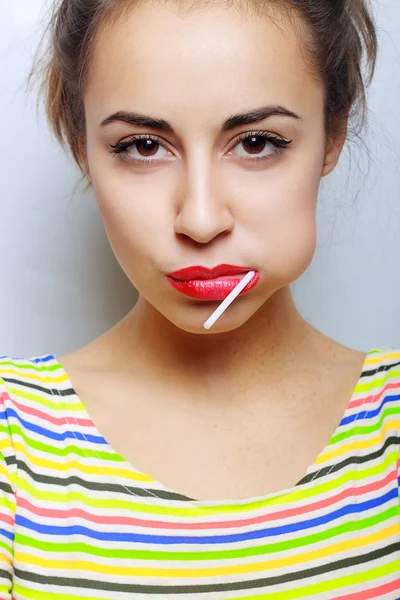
[108,130,293,165]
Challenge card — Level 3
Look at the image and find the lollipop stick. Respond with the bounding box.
[203,270,255,330]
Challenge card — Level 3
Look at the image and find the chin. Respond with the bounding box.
[165,304,256,335]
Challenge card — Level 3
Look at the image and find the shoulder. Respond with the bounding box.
[0,353,72,425]
[360,348,400,420]
[363,348,400,383]
[0,352,58,393]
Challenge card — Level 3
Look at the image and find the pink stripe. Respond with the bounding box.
[0,512,14,527]
[349,380,400,410]
[335,577,400,599]
[16,470,396,531]
[9,398,92,428]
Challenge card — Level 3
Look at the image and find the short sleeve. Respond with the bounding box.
[0,376,16,597]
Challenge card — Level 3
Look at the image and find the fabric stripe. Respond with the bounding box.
[0,348,398,598]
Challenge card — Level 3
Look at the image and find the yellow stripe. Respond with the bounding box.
[13,440,153,483]
[0,462,11,480]
[0,367,68,384]
[369,350,400,361]
[0,439,14,453]
[15,523,400,578]
[316,418,400,465]
[0,552,12,567]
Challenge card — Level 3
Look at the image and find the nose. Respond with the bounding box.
[174,160,234,244]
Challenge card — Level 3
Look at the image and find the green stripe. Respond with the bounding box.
[0,359,61,372]
[14,505,398,561]
[3,422,126,463]
[329,405,400,446]
[1,385,82,412]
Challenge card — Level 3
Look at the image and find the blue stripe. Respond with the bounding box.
[15,488,397,544]
[6,408,106,445]
[340,393,400,427]
[0,527,14,542]
[32,355,55,364]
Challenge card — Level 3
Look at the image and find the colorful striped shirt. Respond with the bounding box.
[0,348,399,599]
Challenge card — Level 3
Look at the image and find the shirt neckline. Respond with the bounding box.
[47,348,378,508]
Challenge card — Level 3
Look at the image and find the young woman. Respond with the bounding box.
[1,0,399,597]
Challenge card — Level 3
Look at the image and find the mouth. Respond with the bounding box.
[168,263,256,280]
[166,269,260,301]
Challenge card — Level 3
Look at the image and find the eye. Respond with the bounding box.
[109,130,292,165]
[229,130,292,161]
[109,134,172,164]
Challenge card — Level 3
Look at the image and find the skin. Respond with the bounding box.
[59,1,368,500]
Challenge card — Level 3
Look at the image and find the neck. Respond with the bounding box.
[110,286,320,398]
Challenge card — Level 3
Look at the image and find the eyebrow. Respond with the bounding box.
[100,105,301,133]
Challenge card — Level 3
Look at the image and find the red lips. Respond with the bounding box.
[166,264,260,300]
[168,264,252,281]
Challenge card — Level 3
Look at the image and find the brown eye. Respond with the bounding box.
[135,139,160,158]
[231,130,292,161]
[109,134,172,163]
[241,135,269,155]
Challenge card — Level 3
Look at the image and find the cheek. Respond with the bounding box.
[236,154,322,278]
[93,177,171,272]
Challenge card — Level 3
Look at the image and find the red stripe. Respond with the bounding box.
[0,512,14,527]
[16,470,396,531]
[348,379,400,411]
[335,576,400,599]
[8,398,92,428]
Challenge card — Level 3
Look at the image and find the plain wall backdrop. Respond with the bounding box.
[0,0,399,357]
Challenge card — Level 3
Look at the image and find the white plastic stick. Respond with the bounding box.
[203,270,255,330]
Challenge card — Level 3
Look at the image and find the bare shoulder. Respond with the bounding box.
[56,333,124,398]
[320,339,367,373]
[303,332,369,399]
[57,325,125,376]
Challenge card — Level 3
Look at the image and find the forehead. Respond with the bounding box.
[85,1,324,128]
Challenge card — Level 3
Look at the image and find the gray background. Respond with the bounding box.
[0,0,399,357]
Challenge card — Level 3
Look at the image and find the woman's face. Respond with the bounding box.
[82,1,343,334]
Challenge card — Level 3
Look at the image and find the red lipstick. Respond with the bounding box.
[166,264,260,300]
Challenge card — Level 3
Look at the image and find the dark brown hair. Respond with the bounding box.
[27,0,378,192]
